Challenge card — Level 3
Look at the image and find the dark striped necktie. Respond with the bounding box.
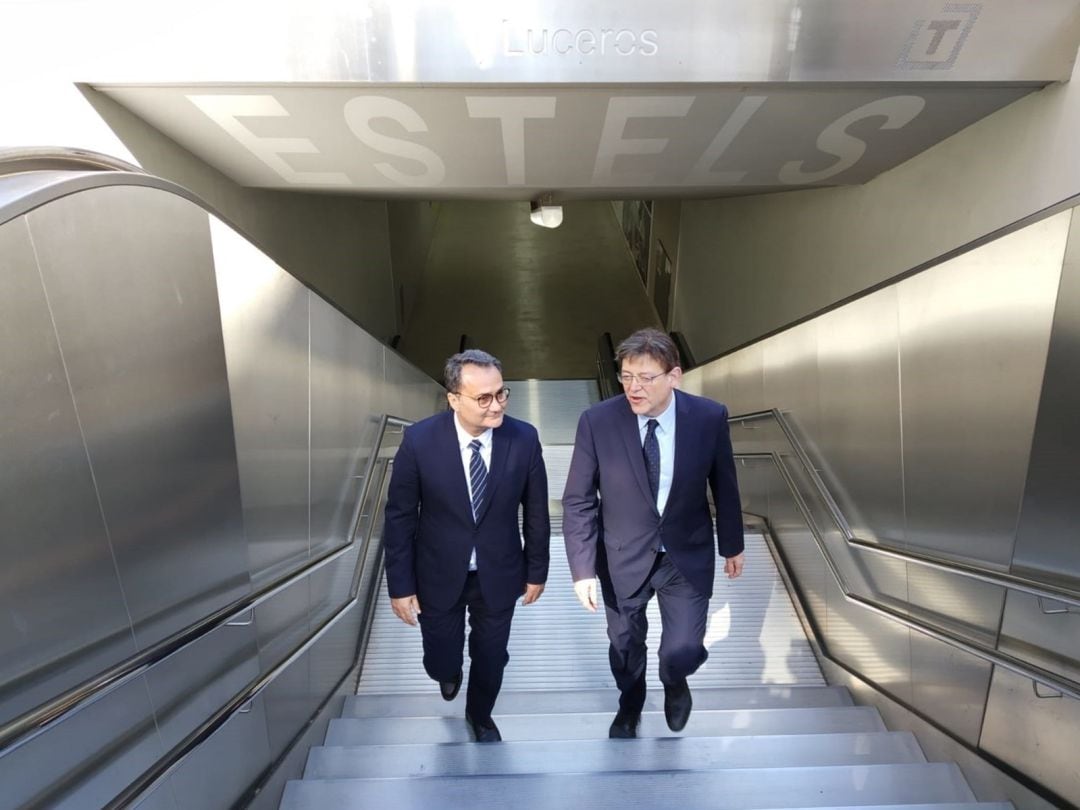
[469,438,487,523]
[643,418,660,505]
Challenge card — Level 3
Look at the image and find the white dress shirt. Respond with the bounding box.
[454,414,492,571]
[638,395,676,552]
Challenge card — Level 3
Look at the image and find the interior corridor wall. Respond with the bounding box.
[79,87,398,340]
[680,205,1080,806]
[674,55,1080,360]
[0,170,444,809]
[387,200,442,335]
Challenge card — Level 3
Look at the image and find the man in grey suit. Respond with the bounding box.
[562,328,744,738]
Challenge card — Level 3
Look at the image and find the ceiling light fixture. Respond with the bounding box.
[529,194,563,228]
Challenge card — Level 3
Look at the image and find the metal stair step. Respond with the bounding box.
[771,806,1014,810]
[280,762,976,810]
[303,730,925,779]
[324,706,885,745]
[343,685,854,718]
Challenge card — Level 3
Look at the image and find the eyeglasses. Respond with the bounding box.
[618,372,668,387]
[454,387,511,409]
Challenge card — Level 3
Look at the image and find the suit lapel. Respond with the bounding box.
[441,412,473,516]
[475,423,510,525]
[618,398,659,516]
[669,389,691,513]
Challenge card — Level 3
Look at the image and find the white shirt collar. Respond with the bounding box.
[454,413,492,450]
[638,390,677,433]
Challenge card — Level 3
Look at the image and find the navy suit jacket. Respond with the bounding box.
[383,410,550,612]
[562,389,743,600]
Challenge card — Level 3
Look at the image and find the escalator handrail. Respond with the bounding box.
[0,413,412,761]
[0,147,145,178]
[596,331,620,399]
[670,330,695,370]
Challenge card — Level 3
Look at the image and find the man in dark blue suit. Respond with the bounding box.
[384,349,550,742]
[563,329,744,738]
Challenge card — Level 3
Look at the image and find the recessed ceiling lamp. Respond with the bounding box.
[529,194,563,228]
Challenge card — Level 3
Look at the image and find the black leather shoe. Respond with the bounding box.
[465,713,502,743]
[608,709,641,739]
[664,679,692,732]
[439,671,462,701]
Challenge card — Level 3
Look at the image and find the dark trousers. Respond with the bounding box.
[418,571,515,722]
[602,552,709,713]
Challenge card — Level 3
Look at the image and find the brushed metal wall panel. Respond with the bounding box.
[815,288,904,545]
[503,379,599,445]
[775,450,883,601]
[143,621,262,754]
[310,606,365,702]
[981,666,1080,806]
[254,571,313,762]
[261,649,312,762]
[309,549,362,630]
[1011,208,1080,586]
[0,217,138,724]
[211,217,311,584]
[910,631,993,746]
[680,202,1077,798]
[905,564,1004,647]
[825,577,914,705]
[897,211,1066,567]
[734,457,770,520]
[998,591,1080,685]
[27,187,249,648]
[846,552,910,620]
[133,782,179,810]
[166,696,273,810]
[383,346,445,421]
[715,343,765,416]
[765,464,828,628]
[0,675,164,809]
[763,319,821,452]
[309,295,383,555]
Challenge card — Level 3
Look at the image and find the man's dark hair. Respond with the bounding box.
[444,349,503,392]
[615,328,679,372]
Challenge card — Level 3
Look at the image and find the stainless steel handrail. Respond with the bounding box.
[105,451,398,809]
[740,451,1080,702]
[0,413,412,760]
[734,412,1080,704]
[732,409,1080,609]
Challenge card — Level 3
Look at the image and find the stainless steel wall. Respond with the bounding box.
[684,206,1079,803]
[0,177,443,808]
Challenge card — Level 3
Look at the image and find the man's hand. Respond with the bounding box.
[724,552,745,579]
[391,595,421,626]
[522,583,545,605]
[573,578,598,612]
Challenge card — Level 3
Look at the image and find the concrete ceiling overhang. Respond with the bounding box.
[72,0,1080,200]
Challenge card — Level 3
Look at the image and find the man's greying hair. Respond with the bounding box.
[444,349,503,392]
[615,328,680,372]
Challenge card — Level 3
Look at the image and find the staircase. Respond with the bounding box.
[281,684,1007,809]
[279,531,1011,810]
[280,381,1011,809]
